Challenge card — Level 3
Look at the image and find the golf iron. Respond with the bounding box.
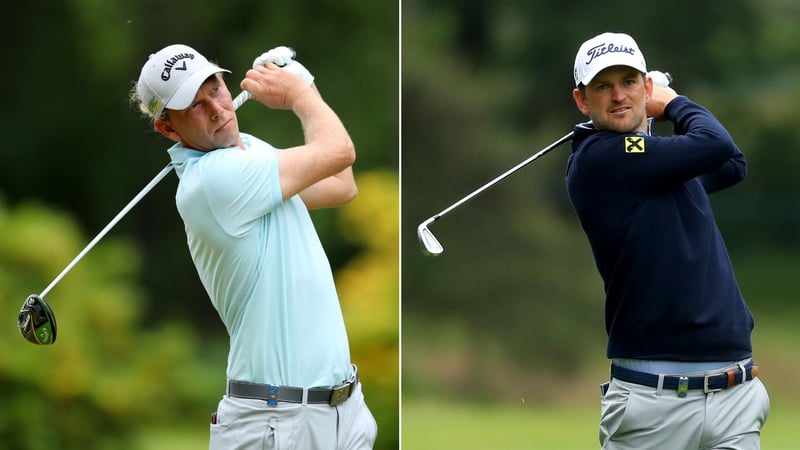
[417,130,575,256]
[417,71,673,256]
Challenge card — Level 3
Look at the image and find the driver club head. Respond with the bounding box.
[18,294,57,345]
[417,219,444,256]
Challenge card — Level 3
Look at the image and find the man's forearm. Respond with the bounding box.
[293,87,356,175]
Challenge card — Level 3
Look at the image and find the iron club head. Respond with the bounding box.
[417,218,444,256]
[18,295,57,345]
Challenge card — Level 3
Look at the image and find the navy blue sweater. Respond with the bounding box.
[565,96,753,361]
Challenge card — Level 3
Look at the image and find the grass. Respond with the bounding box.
[402,398,798,449]
[401,307,800,450]
[402,400,598,449]
[133,427,209,450]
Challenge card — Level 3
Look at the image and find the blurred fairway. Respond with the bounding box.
[402,307,800,449]
[402,401,597,449]
[402,399,797,449]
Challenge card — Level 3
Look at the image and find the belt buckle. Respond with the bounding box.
[329,382,353,406]
[266,385,280,406]
[703,374,723,394]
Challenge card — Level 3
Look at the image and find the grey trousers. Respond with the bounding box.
[599,373,769,449]
[209,382,377,450]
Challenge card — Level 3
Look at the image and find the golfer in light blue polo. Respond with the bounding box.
[133,44,377,449]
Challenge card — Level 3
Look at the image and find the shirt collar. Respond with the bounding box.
[166,143,206,177]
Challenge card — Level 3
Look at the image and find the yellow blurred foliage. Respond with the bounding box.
[335,170,400,433]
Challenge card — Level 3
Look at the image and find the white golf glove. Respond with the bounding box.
[253,46,315,86]
[647,70,672,87]
[253,46,295,67]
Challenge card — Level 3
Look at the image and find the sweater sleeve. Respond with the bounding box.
[668,96,747,193]
[698,151,746,193]
[580,96,745,196]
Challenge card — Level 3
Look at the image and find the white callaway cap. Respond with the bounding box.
[573,32,647,87]
[136,44,230,118]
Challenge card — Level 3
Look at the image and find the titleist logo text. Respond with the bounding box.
[585,42,635,64]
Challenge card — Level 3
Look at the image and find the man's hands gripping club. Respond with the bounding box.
[252,46,314,85]
[242,46,356,209]
[242,46,316,110]
[646,70,678,121]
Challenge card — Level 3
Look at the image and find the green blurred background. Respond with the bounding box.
[402,0,799,448]
[5,0,800,448]
[1,1,398,449]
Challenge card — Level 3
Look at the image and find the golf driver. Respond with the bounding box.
[417,71,672,256]
[17,48,303,345]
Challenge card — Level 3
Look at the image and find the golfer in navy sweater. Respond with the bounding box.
[566,32,769,449]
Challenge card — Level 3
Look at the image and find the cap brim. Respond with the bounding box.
[577,56,646,86]
[165,65,231,111]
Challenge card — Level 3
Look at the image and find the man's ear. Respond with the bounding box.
[572,88,591,116]
[644,75,653,103]
[154,118,181,143]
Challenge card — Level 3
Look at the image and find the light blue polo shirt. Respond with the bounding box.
[167,133,352,388]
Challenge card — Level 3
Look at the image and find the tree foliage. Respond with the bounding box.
[0,199,219,449]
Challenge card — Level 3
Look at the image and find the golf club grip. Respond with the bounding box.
[233,90,251,110]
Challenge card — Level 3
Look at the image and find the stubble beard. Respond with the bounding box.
[591,109,646,134]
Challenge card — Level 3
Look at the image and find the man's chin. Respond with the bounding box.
[611,125,639,134]
[217,130,241,148]
[600,118,641,134]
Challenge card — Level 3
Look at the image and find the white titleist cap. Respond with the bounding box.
[136,44,230,118]
[573,32,647,87]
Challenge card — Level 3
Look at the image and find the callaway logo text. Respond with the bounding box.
[161,53,195,81]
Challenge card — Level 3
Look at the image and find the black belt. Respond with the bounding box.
[227,373,358,406]
[611,361,759,395]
